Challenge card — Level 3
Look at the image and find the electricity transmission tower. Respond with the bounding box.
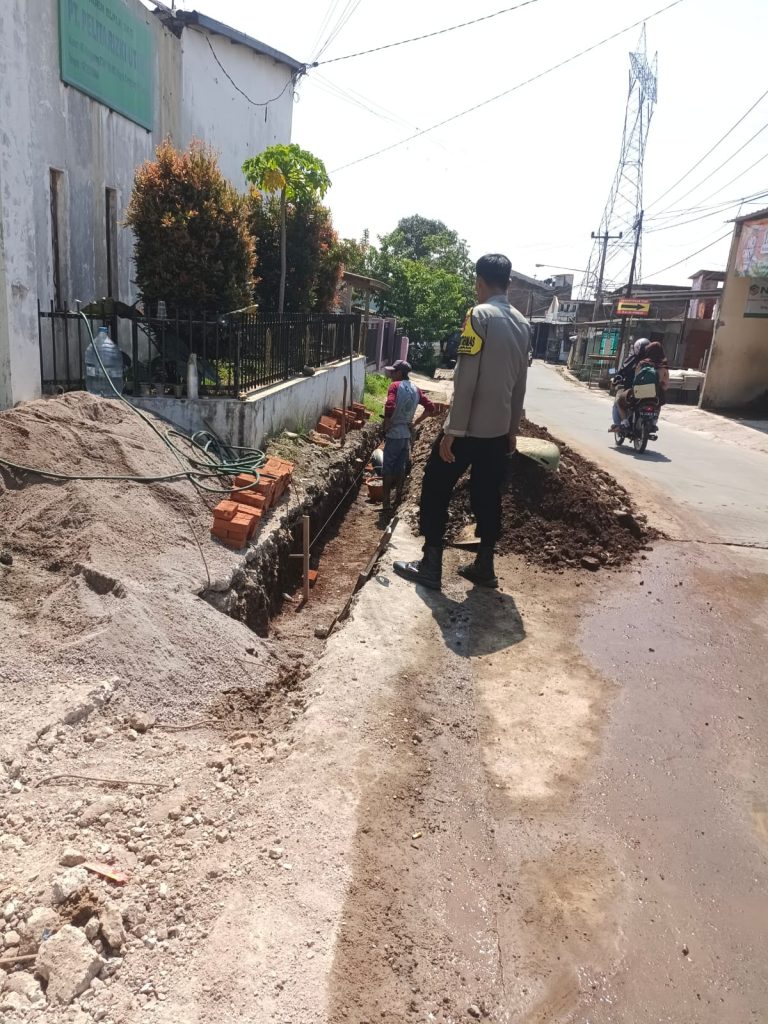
[580,27,657,308]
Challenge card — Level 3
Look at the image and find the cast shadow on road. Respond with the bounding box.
[609,446,672,464]
[411,583,526,658]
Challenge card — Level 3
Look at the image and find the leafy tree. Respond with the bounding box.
[247,191,342,312]
[385,215,449,261]
[336,230,375,276]
[380,258,474,342]
[379,218,474,281]
[242,145,331,313]
[126,140,254,316]
[367,215,475,345]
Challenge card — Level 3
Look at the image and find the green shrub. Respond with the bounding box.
[126,140,254,316]
[364,373,390,421]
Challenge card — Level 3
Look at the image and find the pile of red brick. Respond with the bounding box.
[210,457,294,550]
[315,402,371,440]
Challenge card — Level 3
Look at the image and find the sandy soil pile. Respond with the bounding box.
[411,417,658,569]
[0,392,374,1023]
[0,393,272,724]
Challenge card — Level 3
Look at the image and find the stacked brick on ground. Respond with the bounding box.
[210,460,294,549]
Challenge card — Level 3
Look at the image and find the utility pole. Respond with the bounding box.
[617,211,644,362]
[591,229,623,322]
[575,229,621,369]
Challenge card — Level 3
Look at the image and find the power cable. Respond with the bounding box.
[315,0,365,62]
[647,185,768,223]
[331,0,686,173]
[205,36,306,107]
[646,86,768,212]
[682,152,768,211]
[311,72,452,153]
[651,120,768,217]
[645,188,768,234]
[310,0,345,61]
[315,0,543,65]
[313,72,421,131]
[642,230,732,280]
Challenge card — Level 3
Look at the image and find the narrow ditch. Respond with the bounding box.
[202,427,384,645]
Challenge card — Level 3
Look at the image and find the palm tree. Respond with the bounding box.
[243,144,331,314]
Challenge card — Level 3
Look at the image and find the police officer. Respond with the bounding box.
[394,254,530,591]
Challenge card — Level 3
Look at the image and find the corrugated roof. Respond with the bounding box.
[731,207,768,224]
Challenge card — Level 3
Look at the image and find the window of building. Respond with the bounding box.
[105,188,118,298]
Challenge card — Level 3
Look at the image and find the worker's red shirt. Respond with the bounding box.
[384,380,435,419]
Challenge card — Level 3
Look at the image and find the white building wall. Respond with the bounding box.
[180,28,294,188]
[0,0,295,408]
[0,0,39,409]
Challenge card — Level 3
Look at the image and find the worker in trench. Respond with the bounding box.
[381,359,436,515]
[394,254,531,591]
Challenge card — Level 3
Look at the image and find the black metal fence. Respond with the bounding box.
[38,303,361,397]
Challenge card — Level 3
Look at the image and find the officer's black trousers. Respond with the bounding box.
[418,433,508,548]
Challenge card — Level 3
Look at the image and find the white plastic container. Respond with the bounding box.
[84,326,124,397]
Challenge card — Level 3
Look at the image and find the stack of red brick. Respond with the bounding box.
[210,457,294,550]
[316,402,371,440]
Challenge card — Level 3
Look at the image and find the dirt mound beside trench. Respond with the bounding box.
[411,417,658,569]
[0,392,287,732]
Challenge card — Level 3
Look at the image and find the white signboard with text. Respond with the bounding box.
[744,280,768,318]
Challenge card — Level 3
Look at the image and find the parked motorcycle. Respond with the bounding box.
[614,395,660,454]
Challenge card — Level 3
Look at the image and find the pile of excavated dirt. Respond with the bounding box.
[410,417,658,569]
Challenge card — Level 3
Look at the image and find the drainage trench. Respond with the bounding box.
[203,428,385,647]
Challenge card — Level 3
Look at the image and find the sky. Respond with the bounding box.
[148,0,768,291]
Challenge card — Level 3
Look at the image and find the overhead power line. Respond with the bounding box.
[310,0,346,60]
[672,148,768,213]
[314,0,365,62]
[312,71,451,153]
[205,36,305,107]
[648,184,768,222]
[652,120,768,216]
[315,0,543,65]
[646,187,768,234]
[645,86,768,212]
[643,230,732,280]
[331,0,686,173]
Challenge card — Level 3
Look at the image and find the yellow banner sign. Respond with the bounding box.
[615,299,650,317]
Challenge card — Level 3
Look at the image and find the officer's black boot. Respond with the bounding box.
[393,545,442,591]
[458,545,498,589]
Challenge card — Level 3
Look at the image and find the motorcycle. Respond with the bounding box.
[614,393,660,454]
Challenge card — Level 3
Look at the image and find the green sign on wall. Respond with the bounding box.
[59,0,154,130]
[599,329,619,355]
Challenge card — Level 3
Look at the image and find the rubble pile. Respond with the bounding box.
[412,417,658,569]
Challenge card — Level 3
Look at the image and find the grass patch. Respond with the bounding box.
[364,373,389,421]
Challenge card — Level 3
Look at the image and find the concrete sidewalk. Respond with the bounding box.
[553,363,768,456]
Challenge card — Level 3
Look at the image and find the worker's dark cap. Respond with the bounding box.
[386,359,412,375]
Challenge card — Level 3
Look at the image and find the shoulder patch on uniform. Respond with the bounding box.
[457,308,483,356]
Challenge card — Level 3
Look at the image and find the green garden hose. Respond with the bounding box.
[0,312,267,493]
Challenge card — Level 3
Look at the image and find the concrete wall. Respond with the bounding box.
[701,224,768,411]
[132,357,366,450]
[180,28,293,187]
[0,0,294,408]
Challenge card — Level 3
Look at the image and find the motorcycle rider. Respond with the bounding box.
[610,341,668,432]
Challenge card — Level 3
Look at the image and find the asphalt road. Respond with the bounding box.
[524,362,768,547]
